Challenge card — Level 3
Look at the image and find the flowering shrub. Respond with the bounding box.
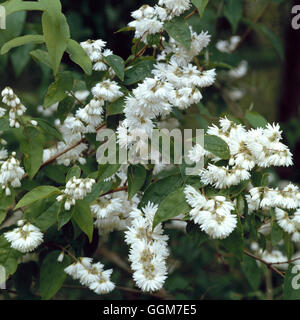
[0,0,298,300]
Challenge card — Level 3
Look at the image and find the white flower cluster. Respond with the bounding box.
[92,190,139,235]
[216,35,241,53]
[1,87,27,128]
[4,220,43,253]
[80,39,114,72]
[0,152,25,196]
[64,257,115,295]
[43,77,122,166]
[117,30,215,161]
[0,134,7,164]
[246,183,300,242]
[197,118,292,189]
[57,177,96,210]
[125,202,169,292]
[43,115,88,166]
[77,79,123,133]
[128,1,192,41]
[184,185,237,239]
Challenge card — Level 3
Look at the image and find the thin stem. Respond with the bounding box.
[232,2,271,52]
[22,124,106,180]
[269,256,300,265]
[102,186,128,196]
[243,250,285,278]
[68,91,86,107]
[184,8,197,20]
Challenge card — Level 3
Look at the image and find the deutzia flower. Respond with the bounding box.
[57,177,96,210]
[125,202,169,292]
[1,87,27,128]
[4,220,43,253]
[64,257,115,295]
[91,80,123,102]
[158,0,191,17]
[184,185,237,239]
[0,152,25,196]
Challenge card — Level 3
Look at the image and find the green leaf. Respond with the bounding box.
[72,200,94,242]
[32,201,61,231]
[44,71,74,108]
[15,186,60,209]
[42,10,70,75]
[0,210,6,225]
[44,165,68,184]
[66,39,92,75]
[219,180,249,198]
[66,165,81,182]
[284,232,294,260]
[56,96,75,123]
[1,35,44,55]
[245,111,268,128]
[84,181,113,204]
[116,26,135,33]
[0,189,15,212]
[98,164,121,182]
[107,96,126,116]
[57,207,72,230]
[164,16,191,50]
[11,44,34,77]
[30,49,52,69]
[0,118,10,131]
[283,264,300,300]
[40,251,70,300]
[3,0,45,16]
[34,118,63,141]
[241,254,262,290]
[139,174,183,208]
[124,59,155,85]
[186,221,209,247]
[224,0,243,33]
[191,0,210,17]
[204,134,230,159]
[221,216,244,261]
[104,54,125,81]
[271,220,283,246]
[127,165,147,199]
[153,187,191,229]
[20,127,44,179]
[0,235,23,279]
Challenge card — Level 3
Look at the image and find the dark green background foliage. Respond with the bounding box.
[0,0,300,300]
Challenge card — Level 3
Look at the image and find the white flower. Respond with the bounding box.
[92,80,123,102]
[158,0,191,17]
[57,177,96,210]
[1,87,27,128]
[0,152,25,196]
[228,60,248,79]
[184,185,237,239]
[188,144,205,163]
[4,221,43,253]
[65,257,115,295]
[125,202,169,292]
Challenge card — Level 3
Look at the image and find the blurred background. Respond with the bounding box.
[0,0,299,300]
